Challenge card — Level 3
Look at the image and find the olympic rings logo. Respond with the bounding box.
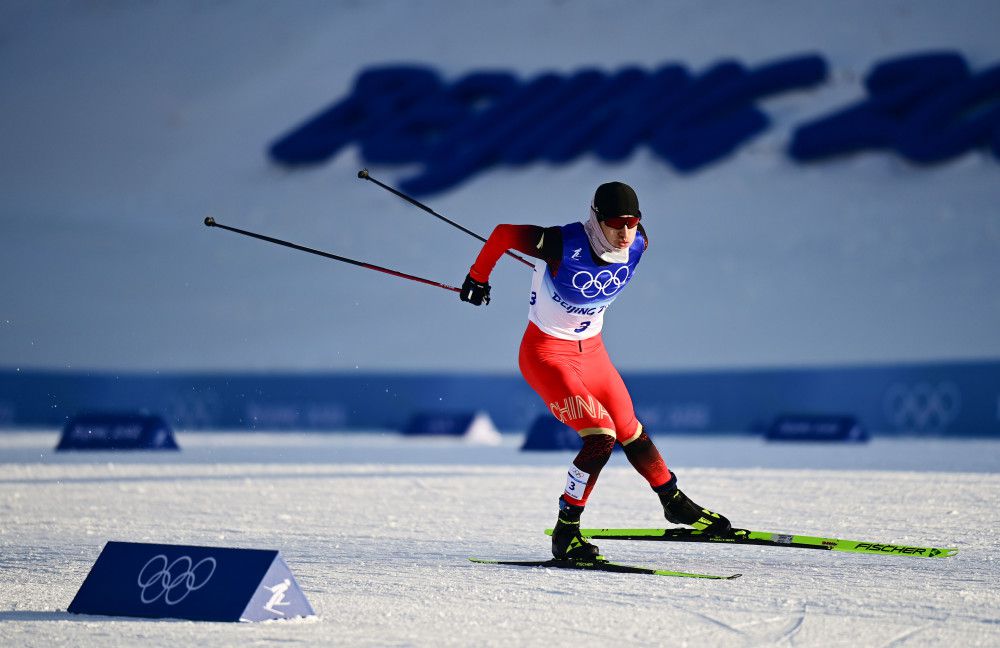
[571,266,630,298]
[882,382,961,432]
[137,554,217,605]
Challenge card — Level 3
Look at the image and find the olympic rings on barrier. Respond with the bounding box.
[882,382,961,432]
[571,267,630,298]
[137,554,217,605]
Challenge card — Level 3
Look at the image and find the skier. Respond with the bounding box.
[460,181,732,560]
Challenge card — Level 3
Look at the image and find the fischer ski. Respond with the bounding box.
[543,528,958,558]
[469,556,741,579]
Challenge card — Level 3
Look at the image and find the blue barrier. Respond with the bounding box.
[1,361,998,437]
[401,410,502,444]
[56,412,179,451]
[765,414,869,442]
[68,541,314,622]
[520,415,582,451]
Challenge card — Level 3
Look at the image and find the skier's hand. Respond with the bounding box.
[460,273,491,306]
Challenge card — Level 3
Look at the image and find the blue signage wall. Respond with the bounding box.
[1,361,998,437]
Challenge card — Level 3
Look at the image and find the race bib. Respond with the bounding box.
[564,466,590,499]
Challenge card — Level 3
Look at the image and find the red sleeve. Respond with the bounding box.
[469,224,547,283]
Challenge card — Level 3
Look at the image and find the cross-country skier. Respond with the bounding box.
[460,181,732,560]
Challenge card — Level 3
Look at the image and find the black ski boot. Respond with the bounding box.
[551,497,601,560]
[656,475,732,534]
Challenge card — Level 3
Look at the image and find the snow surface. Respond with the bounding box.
[2,431,998,646]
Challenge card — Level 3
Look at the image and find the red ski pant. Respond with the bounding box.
[518,322,671,506]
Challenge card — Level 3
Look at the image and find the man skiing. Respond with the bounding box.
[460,181,732,560]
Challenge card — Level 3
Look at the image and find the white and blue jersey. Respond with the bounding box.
[528,222,645,340]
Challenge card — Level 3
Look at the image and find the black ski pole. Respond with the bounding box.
[357,169,534,268]
[204,217,461,294]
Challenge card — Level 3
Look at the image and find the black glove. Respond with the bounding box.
[460,273,491,306]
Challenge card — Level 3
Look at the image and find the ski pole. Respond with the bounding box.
[357,168,534,268]
[203,217,461,294]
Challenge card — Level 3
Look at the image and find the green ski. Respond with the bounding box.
[469,557,741,579]
[543,528,958,558]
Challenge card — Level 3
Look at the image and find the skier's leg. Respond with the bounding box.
[585,341,732,534]
[520,325,618,507]
[519,325,614,558]
[582,342,672,487]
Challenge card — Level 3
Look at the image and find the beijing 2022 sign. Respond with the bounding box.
[269,50,1000,195]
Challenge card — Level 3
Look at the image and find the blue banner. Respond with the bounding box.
[2,361,998,437]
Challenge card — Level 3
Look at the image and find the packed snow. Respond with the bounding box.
[1,431,998,646]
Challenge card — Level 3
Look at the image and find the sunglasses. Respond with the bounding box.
[601,215,641,229]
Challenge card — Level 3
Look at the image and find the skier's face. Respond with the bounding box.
[600,219,638,249]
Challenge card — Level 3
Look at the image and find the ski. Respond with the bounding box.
[543,528,958,558]
[469,557,741,579]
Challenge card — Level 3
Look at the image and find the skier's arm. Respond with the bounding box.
[461,224,561,306]
[468,224,561,283]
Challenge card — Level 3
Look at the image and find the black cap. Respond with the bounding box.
[593,181,640,220]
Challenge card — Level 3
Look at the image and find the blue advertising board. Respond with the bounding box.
[56,412,179,451]
[765,414,869,443]
[67,541,314,622]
